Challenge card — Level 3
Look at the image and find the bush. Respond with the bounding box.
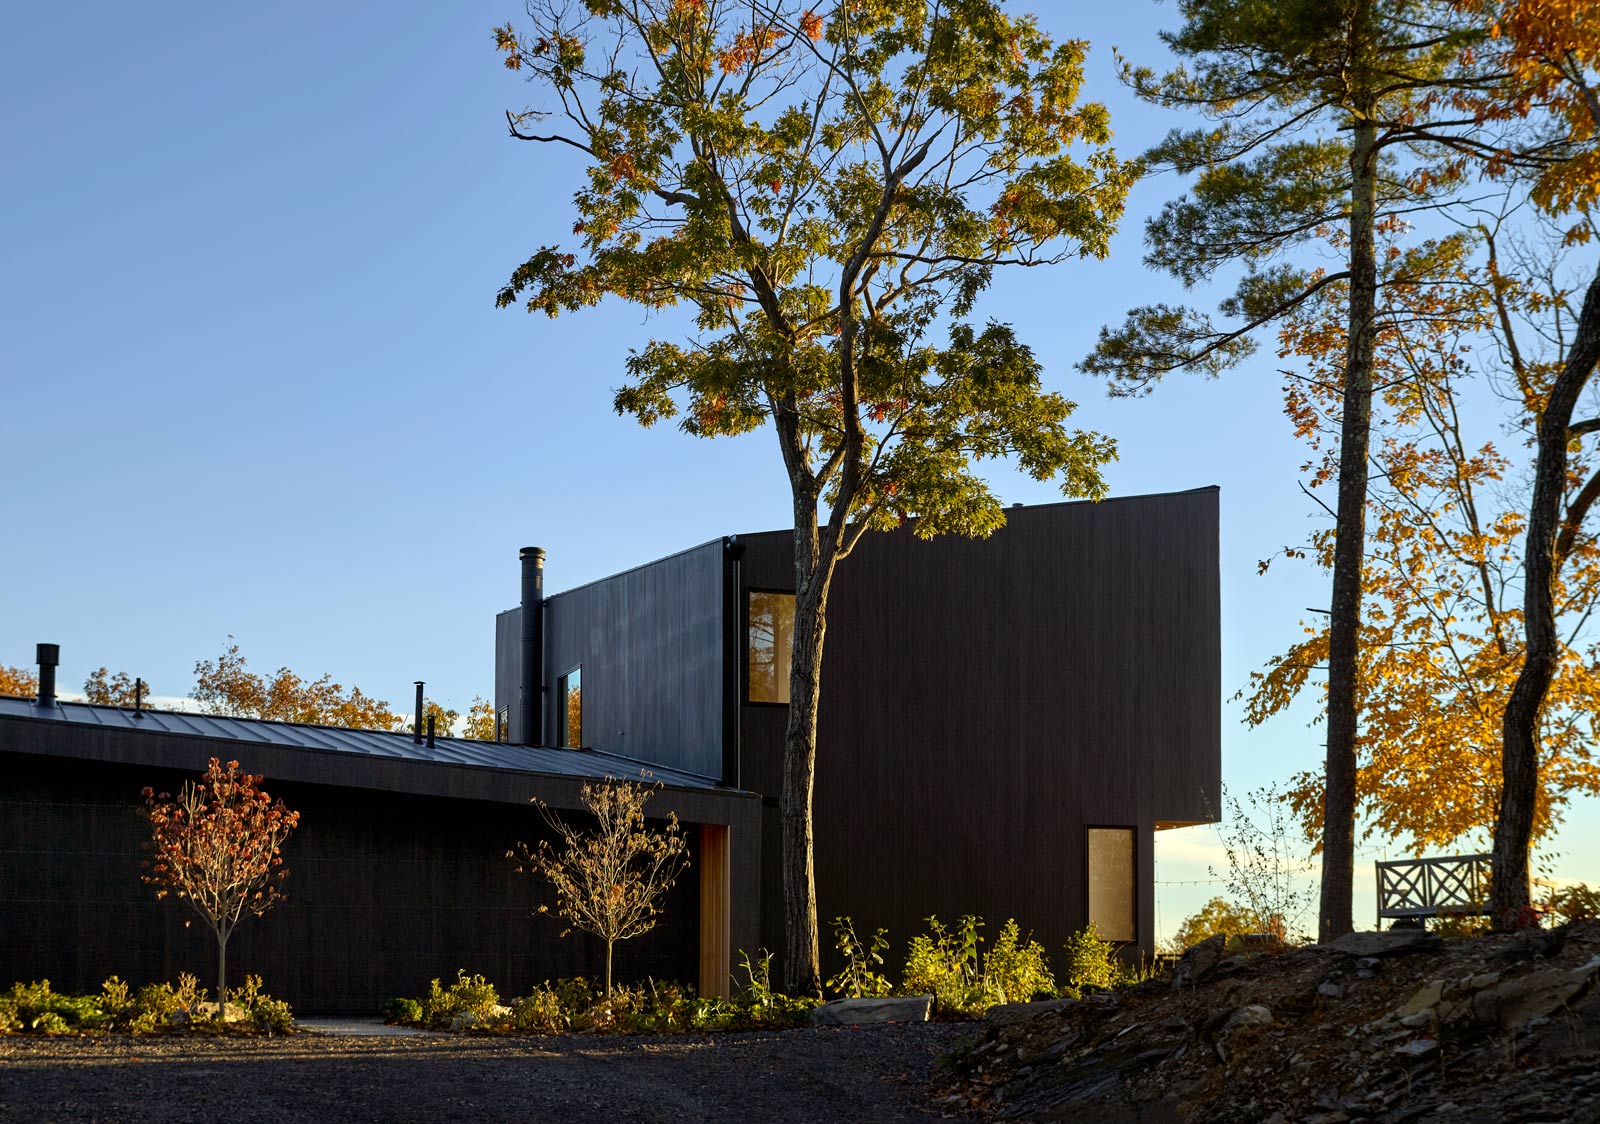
[827,917,892,998]
[901,915,986,1015]
[0,973,293,1036]
[1543,882,1600,925]
[1062,923,1122,993]
[384,997,423,1026]
[395,964,816,1036]
[420,970,503,1029]
[984,919,1056,1005]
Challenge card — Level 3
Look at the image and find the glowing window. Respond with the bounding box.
[1087,827,1135,943]
[747,591,794,704]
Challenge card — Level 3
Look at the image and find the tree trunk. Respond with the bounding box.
[1493,261,1600,929]
[1320,107,1379,943]
[782,535,833,999]
[605,938,614,997]
[216,929,228,1014]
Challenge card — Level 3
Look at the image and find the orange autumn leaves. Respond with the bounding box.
[1243,236,1600,853]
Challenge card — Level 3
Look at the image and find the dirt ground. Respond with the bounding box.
[0,1022,973,1124]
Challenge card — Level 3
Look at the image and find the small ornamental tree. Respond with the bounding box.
[509,778,689,996]
[142,758,300,1006]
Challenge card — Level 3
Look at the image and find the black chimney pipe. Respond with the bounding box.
[413,681,424,745]
[519,547,546,746]
[426,714,436,748]
[35,643,59,709]
[134,677,144,717]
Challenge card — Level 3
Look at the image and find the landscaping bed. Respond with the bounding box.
[0,1020,974,1124]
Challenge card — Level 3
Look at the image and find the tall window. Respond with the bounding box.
[747,591,795,704]
[558,667,582,748]
[1087,827,1135,943]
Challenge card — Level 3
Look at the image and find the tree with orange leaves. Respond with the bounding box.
[0,664,37,699]
[1244,226,1600,858]
[1457,0,1600,926]
[142,758,300,1006]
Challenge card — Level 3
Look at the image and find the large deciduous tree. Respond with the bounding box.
[492,0,1133,992]
[1243,228,1600,854]
[142,758,300,1005]
[1463,0,1600,928]
[1082,0,1499,940]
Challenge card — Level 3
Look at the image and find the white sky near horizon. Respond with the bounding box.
[2,0,1595,948]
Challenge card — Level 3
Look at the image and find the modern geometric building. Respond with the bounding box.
[0,486,1219,1010]
[494,486,1222,977]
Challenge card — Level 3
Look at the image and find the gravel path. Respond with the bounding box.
[0,1023,975,1124]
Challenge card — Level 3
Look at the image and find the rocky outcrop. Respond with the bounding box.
[938,920,1600,1123]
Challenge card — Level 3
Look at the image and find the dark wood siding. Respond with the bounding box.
[495,607,522,742]
[0,754,704,1013]
[542,540,725,778]
[738,488,1221,965]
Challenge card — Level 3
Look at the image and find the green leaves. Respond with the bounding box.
[497,0,1130,543]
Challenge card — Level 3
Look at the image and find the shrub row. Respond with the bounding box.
[388,954,815,1035]
[840,915,1148,1017]
[0,974,294,1036]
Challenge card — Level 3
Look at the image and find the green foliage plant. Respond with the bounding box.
[901,914,986,1015]
[983,919,1056,1005]
[420,970,503,1029]
[827,916,892,998]
[1062,923,1122,994]
[492,0,1134,995]
[0,973,293,1037]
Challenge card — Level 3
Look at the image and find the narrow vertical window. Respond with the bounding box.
[1087,827,1135,943]
[497,707,509,743]
[558,666,582,748]
[746,591,795,704]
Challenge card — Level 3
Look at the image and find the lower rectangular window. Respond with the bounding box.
[558,667,582,748]
[1087,826,1136,943]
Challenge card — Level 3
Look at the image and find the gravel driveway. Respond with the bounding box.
[0,1022,974,1124]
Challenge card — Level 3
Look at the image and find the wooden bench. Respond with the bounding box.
[1375,853,1491,929]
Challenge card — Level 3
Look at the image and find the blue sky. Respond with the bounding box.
[2,1,1591,940]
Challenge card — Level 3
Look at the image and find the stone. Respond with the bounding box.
[1317,931,1442,958]
[1393,1038,1439,1060]
[1399,1012,1434,1029]
[811,994,932,1026]
[1469,963,1595,1030]
[1172,934,1228,989]
[1319,982,1346,999]
[1397,980,1445,1018]
[984,998,1077,1027]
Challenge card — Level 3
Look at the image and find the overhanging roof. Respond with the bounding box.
[0,695,728,794]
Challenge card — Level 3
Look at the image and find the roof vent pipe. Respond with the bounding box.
[519,547,546,747]
[35,643,59,709]
[413,681,425,745]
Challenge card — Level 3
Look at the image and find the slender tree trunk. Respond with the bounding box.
[1320,108,1379,943]
[217,930,228,1015]
[1493,262,1600,929]
[782,503,834,998]
[606,938,614,997]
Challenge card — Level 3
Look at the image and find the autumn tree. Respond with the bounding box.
[1245,226,1600,857]
[493,0,1131,994]
[142,758,300,1006]
[1466,0,1600,927]
[463,696,498,741]
[0,664,37,699]
[1170,897,1270,951]
[509,778,688,996]
[84,667,149,708]
[190,639,402,730]
[1083,0,1504,941]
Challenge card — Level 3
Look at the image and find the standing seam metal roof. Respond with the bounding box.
[0,696,725,792]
